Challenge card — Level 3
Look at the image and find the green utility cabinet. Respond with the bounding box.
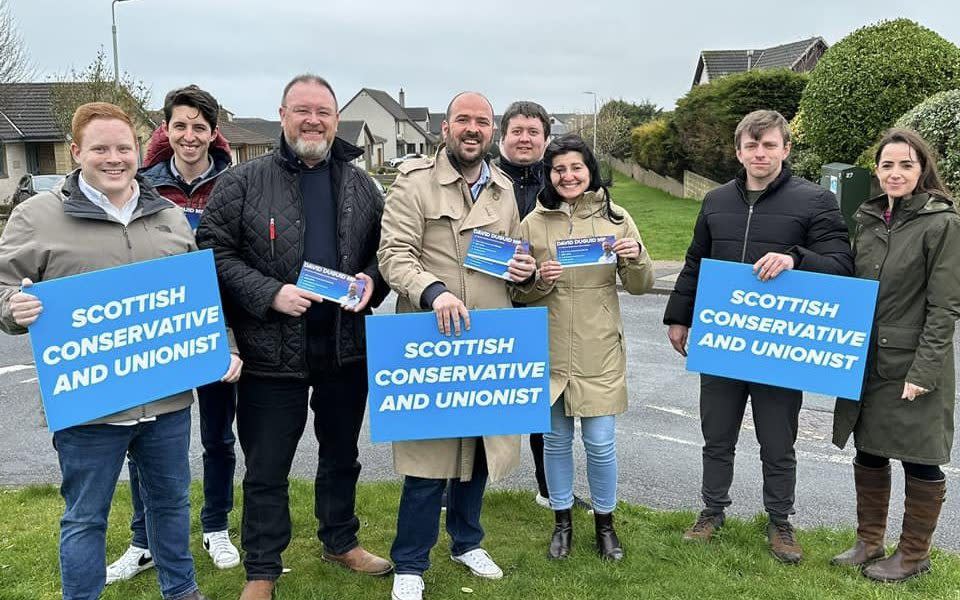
[820,163,871,235]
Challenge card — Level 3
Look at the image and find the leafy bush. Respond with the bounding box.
[788,108,824,182]
[890,89,960,195]
[631,115,685,179]
[799,19,960,165]
[672,69,808,182]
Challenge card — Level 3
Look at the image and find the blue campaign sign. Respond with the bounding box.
[365,307,551,442]
[686,259,879,399]
[27,250,230,431]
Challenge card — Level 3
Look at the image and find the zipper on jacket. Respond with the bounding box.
[740,205,754,263]
[122,226,132,251]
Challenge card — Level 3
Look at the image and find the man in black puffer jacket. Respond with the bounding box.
[662,110,853,565]
[197,74,392,598]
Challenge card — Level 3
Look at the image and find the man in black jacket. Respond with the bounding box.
[197,74,392,600]
[662,110,853,564]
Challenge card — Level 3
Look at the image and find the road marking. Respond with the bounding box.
[19,377,37,384]
[644,433,699,447]
[645,404,695,418]
[0,364,34,376]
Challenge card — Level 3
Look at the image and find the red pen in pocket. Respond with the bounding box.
[269,217,276,258]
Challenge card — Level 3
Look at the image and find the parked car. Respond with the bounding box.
[386,153,423,168]
[11,174,64,206]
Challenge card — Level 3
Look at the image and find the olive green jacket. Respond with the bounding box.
[512,191,653,417]
[833,192,960,464]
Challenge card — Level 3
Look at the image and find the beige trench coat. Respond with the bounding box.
[377,149,531,482]
[513,191,653,416]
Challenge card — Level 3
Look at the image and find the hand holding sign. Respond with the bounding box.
[753,252,795,281]
[432,291,470,337]
[272,283,323,316]
[668,324,689,357]
[221,353,243,383]
[10,278,42,327]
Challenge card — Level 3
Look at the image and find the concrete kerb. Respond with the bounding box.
[617,260,682,295]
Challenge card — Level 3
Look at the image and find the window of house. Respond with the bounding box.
[0,143,7,178]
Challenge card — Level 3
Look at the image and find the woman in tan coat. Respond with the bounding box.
[514,135,653,560]
[831,128,960,582]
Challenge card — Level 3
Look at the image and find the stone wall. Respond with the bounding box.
[608,158,685,198]
[683,170,722,201]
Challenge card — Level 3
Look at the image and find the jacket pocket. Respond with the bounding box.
[875,324,921,381]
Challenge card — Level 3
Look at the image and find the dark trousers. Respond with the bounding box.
[391,442,488,575]
[129,381,237,547]
[530,433,549,498]
[236,359,368,580]
[699,374,801,522]
[856,450,945,481]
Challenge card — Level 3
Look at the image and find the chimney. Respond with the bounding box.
[746,49,754,70]
[399,87,405,108]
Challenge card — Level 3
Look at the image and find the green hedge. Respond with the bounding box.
[799,19,960,166]
[672,69,807,182]
[631,116,685,179]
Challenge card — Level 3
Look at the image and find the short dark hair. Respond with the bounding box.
[500,101,550,138]
[163,85,220,130]
[734,109,790,149]
[541,134,623,224]
[281,74,338,108]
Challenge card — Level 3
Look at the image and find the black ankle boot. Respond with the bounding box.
[595,511,623,561]
[548,509,572,559]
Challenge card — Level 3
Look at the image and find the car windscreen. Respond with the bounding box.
[32,175,64,191]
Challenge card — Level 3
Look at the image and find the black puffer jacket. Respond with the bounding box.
[496,157,543,220]
[663,165,854,327]
[197,136,388,377]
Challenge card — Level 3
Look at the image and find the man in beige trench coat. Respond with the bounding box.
[378,91,537,600]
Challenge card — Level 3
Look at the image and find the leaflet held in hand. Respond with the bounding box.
[296,262,366,308]
[464,229,529,280]
[556,235,617,267]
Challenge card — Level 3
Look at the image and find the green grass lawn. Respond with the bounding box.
[609,171,701,262]
[2,481,959,600]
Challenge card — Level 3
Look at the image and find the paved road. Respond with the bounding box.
[2,293,959,550]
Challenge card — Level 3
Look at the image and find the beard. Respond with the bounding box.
[290,135,331,163]
[446,132,487,168]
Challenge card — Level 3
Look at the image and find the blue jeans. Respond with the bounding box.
[543,400,618,513]
[53,407,197,600]
[129,382,237,547]
[391,442,488,575]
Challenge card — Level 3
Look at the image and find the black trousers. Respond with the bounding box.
[236,356,368,580]
[699,374,802,521]
[856,450,945,481]
[530,433,549,498]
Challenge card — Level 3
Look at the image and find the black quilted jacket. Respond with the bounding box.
[196,136,388,377]
[663,166,854,327]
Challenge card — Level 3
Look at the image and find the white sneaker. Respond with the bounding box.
[451,548,503,579]
[391,574,424,600]
[202,530,241,569]
[535,493,551,509]
[105,545,153,584]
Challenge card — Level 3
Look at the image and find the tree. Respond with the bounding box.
[672,68,807,182]
[583,99,662,159]
[0,0,34,84]
[50,47,152,140]
[799,19,960,165]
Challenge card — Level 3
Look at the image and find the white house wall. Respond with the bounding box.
[340,92,399,164]
[0,143,28,202]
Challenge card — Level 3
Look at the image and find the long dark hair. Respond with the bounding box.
[540,134,623,223]
[874,128,952,199]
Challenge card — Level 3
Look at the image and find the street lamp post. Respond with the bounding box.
[583,91,598,153]
[111,0,137,86]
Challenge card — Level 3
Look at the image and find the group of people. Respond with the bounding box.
[0,71,955,600]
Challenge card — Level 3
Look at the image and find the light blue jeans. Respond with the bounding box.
[543,400,618,513]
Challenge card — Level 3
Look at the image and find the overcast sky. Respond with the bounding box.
[9,0,960,119]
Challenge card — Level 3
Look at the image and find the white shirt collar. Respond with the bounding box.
[78,173,140,226]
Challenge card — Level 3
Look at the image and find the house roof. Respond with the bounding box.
[337,120,366,145]
[216,120,274,147]
[0,83,75,142]
[405,106,429,122]
[342,88,437,143]
[232,117,281,143]
[695,36,826,86]
[428,112,443,135]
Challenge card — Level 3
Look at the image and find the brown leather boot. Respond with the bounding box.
[682,509,724,542]
[238,579,275,600]
[864,475,946,583]
[831,462,890,566]
[322,545,394,576]
[767,520,803,564]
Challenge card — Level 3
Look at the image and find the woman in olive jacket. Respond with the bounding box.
[832,128,960,582]
[513,135,653,561]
